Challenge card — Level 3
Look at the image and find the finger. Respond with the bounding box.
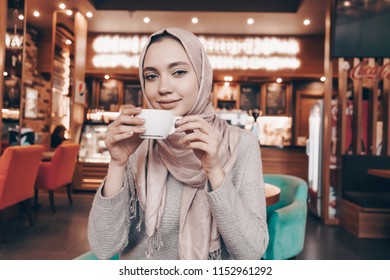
[121,106,142,116]
[105,130,133,145]
[116,115,145,126]
[115,125,145,134]
[106,126,144,147]
[176,115,208,134]
[121,104,136,110]
[110,131,134,143]
[181,130,209,145]
[186,141,214,155]
[176,115,206,125]
[176,122,213,135]
[176,117,212,134]
[109,112,143,129]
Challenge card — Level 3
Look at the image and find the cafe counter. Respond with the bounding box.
[261,145,308,182]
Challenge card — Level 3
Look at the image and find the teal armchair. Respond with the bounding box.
[263,174,308,260]
[74,251,119,260]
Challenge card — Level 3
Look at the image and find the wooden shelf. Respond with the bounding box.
[217,99,236,102]
[73,162,108,191]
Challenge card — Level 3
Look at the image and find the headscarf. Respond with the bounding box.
[132,27,241,259]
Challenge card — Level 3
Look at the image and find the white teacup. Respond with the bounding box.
[137,109,182,139]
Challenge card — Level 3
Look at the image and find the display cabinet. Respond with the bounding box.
[213,83,240,110]
[73,122,109,191]
[78,122,110,163]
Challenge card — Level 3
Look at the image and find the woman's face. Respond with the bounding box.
[142,38,199,116]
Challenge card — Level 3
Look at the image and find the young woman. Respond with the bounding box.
[50,125,67,149]
[88,27,268,260]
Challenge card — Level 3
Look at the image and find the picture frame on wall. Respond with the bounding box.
[240,84,260,111]
[124,83,143,107]
[99,79,119,111]
[265,83,286,115]
[24,87,38,119]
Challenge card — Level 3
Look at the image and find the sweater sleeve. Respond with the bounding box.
[87,168,133,260]
[206,131,269,260]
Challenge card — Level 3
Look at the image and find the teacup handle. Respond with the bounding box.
[169,116,182,135]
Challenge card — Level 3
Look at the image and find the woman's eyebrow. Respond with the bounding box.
[143,66,157,73]
[143,61,189,73]
[168,61,189,68]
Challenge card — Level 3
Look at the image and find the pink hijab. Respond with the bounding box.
[132,27,241,259]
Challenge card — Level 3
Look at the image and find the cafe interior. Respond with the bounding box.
[0,0,389,260]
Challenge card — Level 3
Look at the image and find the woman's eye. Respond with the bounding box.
[173,69,187,77]
[145,73,158,80]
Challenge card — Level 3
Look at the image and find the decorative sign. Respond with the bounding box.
[349,60,390,81]
[92,35,300,71]
[92,35,148,69]
[24,87,38,119]
[75,80,86,104]
[199,36,300,71]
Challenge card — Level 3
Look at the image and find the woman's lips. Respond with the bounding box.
[157,99,181,109]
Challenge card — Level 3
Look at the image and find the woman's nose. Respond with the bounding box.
[158,75,173,95]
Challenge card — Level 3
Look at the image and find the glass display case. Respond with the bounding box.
[78,122,110,163]
[73,122,110,191]
[216,109,249,128]
[256,116,292,146]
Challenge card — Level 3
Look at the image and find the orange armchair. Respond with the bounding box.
[34,143,80,213]
[0,145,44,242]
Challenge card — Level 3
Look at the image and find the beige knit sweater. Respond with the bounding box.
[88,131,269,260]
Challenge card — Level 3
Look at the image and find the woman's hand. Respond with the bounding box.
[105,106,145,167]
[176,115,225,189]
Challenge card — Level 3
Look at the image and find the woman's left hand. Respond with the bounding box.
[176,115,224,188]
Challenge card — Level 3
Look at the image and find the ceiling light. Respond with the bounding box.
[3,71,8,76]
[247,18,254,25]
[276,78,283,83]
[104,75,110,80]
[143,17,150,23]
[33,11,40,17]
[320,76,326,82]
[59,3,66,10]
[66,10,73,16]
[65,39,72,45]
[192,17,198,24]
[303,19,310,25]
[18,14,24,20]
[343,1,351,7]
[86,11,93,18]
[224,76,233,82]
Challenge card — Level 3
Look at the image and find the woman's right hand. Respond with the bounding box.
[105,106,145,166]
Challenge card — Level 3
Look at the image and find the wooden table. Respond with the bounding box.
[42,151,54,161]
[367,169,390,179]
[265,183,281,206]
